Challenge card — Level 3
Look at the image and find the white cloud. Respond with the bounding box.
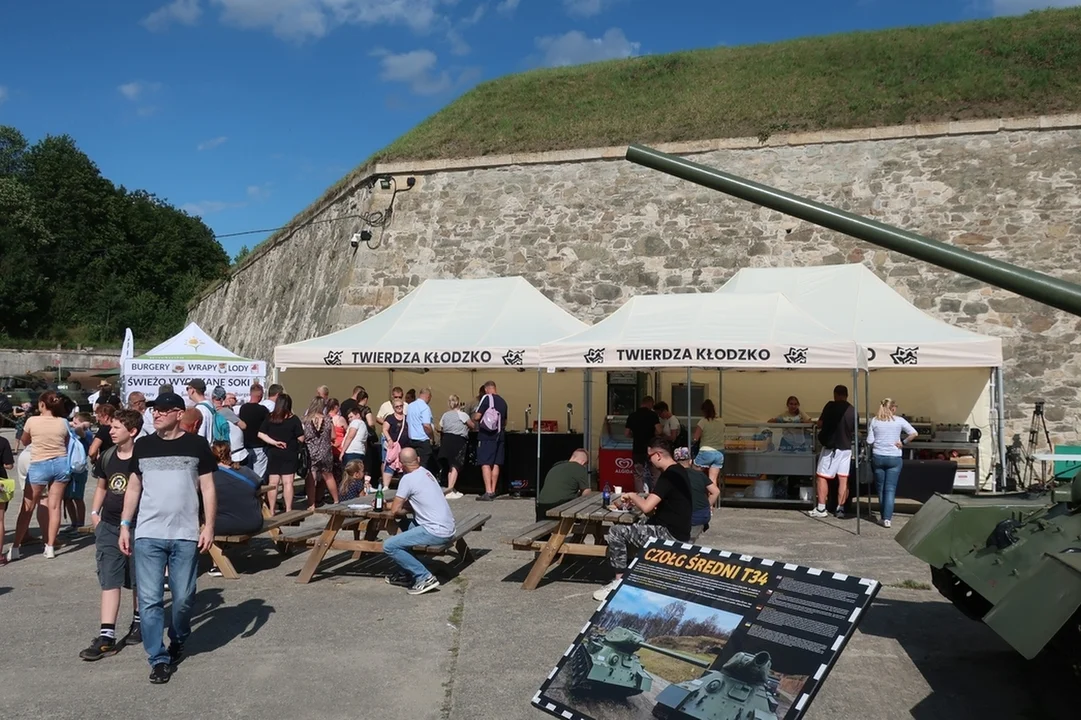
[142,0,203,31]
[197,136,228,151]
[988,0,1081,14]
[376,49,452,94]
[118,81,162,101]
[562,0,620,17]
[535,28,639,67]
[0,86,7,106]
[209,0,454,42]
[246,183,272,200]
[182,199,244,216]
[497,0,520,14]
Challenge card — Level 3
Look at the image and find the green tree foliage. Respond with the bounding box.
[233,244,251,265]
[0,125,229,343]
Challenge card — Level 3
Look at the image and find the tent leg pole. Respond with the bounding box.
[995,366,1006,492]
[853,367,860,536]
[584,370,592,475]
[272,366,279,384]
[536,369,543,500]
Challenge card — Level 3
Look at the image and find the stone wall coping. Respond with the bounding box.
[194,112,1081,304]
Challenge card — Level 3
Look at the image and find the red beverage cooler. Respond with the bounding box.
[599,446,635,488]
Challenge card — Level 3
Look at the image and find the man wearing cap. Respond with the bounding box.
[185,380,215,446]
[88,380,111,409]
[118,391,217,684]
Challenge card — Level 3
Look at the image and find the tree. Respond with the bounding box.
[233,244,251,265]
[0,124,231,343]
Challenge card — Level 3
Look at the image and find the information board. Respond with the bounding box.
[533,537,879,720]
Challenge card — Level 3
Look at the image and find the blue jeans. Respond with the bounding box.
[27,456,70,486]
[693,449,724,469]
[383,520,453,581]
[872,454,904,521]
[134,538,199,667]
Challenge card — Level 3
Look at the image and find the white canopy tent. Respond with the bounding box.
[539,291,871,531]
[122,322,267,402]
[274,277,588,369]
[716,264,1004,485]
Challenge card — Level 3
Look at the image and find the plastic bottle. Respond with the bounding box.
[602,482,612,507]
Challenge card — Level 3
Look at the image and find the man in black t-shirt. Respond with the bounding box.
[624,396,662,493]
[239,384,270,480]
[593,435,692,602]
[80,409,144,661]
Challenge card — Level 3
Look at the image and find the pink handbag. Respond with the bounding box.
[385,420,406,471]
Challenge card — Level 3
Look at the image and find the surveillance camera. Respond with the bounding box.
[349,233,360,249]
[360,229,372,243]
[406,176,416,188]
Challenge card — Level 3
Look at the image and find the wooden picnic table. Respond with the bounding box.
[509,493,642,590]
[295,493,490,584]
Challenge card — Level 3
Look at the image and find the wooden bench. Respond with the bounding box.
[505,519,561,550]
[278,516,366,547]
[411,512,491,563]
[207,508,313,579]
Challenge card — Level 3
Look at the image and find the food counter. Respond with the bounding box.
[720,423,818,507]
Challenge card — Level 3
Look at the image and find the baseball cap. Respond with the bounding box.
[674,447,691,461]
[149,392,186,411]
[212,385,227,401]
[186,378,207,393]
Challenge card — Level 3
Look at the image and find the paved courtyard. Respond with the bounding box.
[0,433,1073,720]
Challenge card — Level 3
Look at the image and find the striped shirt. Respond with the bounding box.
[866,417,917,457]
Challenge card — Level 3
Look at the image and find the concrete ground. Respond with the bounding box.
[0,429,1074,720]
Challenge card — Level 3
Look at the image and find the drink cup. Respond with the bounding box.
[613,486,622,495]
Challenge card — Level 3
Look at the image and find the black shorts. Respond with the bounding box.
[95,521,136,591]
[477,437,505,466]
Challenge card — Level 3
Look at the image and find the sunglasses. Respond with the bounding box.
[393,404,404,410]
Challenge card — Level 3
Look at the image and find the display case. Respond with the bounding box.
[720,423,818,505]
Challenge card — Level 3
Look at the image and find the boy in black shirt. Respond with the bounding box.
[80,409,143,661]
[593,435,692,602]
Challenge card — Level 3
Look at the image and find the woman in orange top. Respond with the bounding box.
[8,391,71,561]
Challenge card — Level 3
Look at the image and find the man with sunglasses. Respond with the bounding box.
[117,391,217,685]
[593,435,693,602]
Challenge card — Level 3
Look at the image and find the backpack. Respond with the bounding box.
[200,401,231,443]
[479,396,501,432]
[67,424,88,475]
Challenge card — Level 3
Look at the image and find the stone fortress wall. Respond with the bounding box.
[189,114,1081,444]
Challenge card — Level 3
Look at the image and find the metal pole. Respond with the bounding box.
[853,367,860,536]
[625,144,1081,317]
[995,366,1007,492]
[686,368,692,447]
[536,368,543,499]
[584,369,593,475]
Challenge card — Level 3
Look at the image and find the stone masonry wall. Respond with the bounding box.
[189,117,1081,444]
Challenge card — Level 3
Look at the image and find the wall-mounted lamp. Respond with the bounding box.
[380,177,392,190]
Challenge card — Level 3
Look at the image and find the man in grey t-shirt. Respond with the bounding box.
[119,391,217,685]
[383,447,455,596]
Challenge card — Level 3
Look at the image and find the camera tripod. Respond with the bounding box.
[1021,401,1053,488]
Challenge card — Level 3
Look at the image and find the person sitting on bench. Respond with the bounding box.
[535,449,591,521]
[206,442,264,577]
[383,447,456,596]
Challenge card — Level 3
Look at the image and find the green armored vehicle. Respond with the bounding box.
[653,651,778,720]
[625,144,1081,663]
[567,626,711,697]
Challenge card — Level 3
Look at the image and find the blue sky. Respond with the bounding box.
[0,0,1073,258]
[608,584,742,633]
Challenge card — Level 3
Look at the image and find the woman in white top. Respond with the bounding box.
[865,398,918,528]
[437,394,475,500]
[341,406,369,468]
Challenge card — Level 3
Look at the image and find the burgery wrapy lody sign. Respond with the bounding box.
[123,360,267,402]
[533,537,879,720]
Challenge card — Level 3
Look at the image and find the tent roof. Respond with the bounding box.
[274,277,589,368]
[538,292,865,369]
[717,264,1003,368]
[135,322,252,361]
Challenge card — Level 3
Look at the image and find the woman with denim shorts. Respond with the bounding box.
[692,399,726,488]
[8,390,72,561]
[866,398,918,528]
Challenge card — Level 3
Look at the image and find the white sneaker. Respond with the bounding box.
[43,545,56,559]
[806,507,828,518]
[882,519,892,528]
[445,491,464,499]
[6,546,20,561]
[593,579,621,602]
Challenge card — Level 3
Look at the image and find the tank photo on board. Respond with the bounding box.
[543,585,740,720]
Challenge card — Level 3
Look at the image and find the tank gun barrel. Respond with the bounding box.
[638,641,713,669]
[625,143,1081,317]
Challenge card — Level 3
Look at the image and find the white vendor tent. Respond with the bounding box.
[716,264,1004,485]
[716,264,1002,368]
[123,322,266,401]
[538,292,867,369]
[274,277,589,369]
